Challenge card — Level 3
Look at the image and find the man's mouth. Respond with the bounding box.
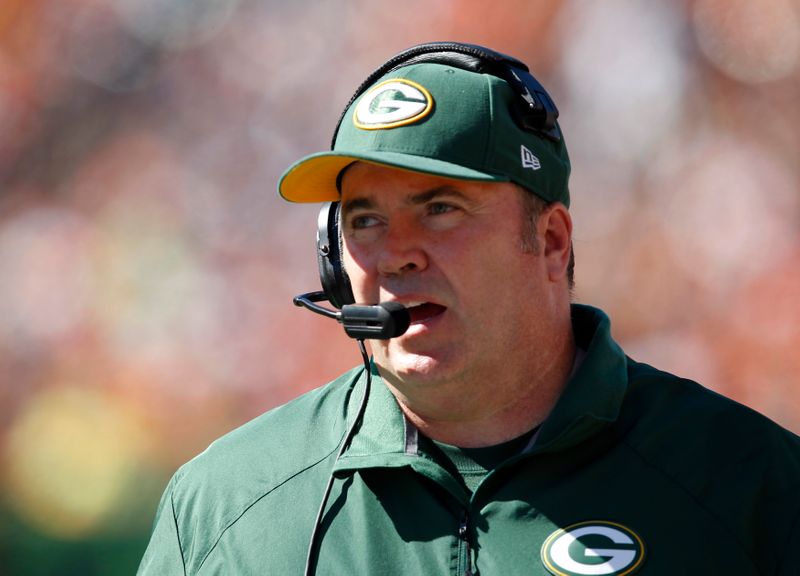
[404,302,447,324]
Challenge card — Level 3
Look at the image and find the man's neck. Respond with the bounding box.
[389,330,577,448]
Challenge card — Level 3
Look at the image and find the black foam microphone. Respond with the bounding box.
[293,291,410,339]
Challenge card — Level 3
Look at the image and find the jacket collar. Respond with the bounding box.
[531,304,628,452]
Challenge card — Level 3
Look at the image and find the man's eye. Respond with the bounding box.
[428,202,456,215]
[348,215,380,229]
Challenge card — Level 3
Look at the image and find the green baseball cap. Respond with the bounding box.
[278,61,571,206]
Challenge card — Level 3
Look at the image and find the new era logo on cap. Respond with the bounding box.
[521,145,541,171]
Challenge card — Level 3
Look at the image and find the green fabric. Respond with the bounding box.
[423,429,537,493]
[138,304,800,575]
[278,63,571,206]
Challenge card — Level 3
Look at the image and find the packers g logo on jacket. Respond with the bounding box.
[354,79,433,130]
[541,521,645,576]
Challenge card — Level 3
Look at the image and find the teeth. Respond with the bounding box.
[403,301,425,308]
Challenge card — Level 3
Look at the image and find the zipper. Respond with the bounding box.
[458,510,474,576]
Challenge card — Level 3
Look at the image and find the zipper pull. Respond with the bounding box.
[459,511,474,576]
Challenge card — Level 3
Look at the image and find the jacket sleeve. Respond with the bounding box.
[137,477,186,576]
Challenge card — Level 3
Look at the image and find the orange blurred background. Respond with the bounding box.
[0,0,798,573]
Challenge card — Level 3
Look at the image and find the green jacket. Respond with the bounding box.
[138,305,800,575]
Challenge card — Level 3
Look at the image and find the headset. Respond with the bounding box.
[295,41,561,575]
[315,200,353,310]
[299,41,561,322]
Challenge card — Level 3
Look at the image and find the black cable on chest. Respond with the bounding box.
[304,339,372,576]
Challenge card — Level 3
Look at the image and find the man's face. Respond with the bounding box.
[340,163,559,403]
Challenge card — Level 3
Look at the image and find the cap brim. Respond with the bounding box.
[278,150,508,203]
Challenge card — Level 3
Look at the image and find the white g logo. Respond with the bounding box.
[541,521,645,576]
[354,79,433,130]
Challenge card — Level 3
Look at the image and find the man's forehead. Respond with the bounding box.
[339,161,449,189]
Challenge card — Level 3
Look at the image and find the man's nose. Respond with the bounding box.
[376,222,428,277]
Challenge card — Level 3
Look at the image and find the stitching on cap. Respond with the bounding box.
[483,73,497,171]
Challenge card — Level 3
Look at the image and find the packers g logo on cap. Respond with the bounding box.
[354,78,433,130]
[541,521,645,576]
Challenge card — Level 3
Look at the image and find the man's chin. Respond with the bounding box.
[374,349,454,387]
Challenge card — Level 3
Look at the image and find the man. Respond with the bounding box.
[138,43,800,575]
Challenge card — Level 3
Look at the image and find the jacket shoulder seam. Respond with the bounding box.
[188,372,363,573]
[193,441,341,573]
[170,484,188,575]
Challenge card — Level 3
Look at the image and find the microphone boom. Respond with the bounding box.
[294,291,410,339]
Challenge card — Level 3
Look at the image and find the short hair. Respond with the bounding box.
[517,185,575,293]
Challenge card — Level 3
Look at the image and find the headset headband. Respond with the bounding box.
[331,41,561,147]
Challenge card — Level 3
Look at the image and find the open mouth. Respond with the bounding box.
[405,302,447,324]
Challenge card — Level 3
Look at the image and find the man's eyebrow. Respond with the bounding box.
[342,186,470,214]
[408,186,470,205]
[341,197,374,215]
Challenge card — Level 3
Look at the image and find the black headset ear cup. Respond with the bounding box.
[317,202,355,309]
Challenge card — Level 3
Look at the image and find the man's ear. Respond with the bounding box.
[541,204,572,283]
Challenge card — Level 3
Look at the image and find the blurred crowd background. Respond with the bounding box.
[0,0,798,573]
